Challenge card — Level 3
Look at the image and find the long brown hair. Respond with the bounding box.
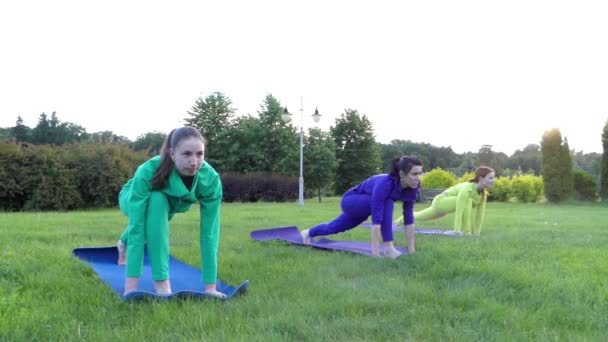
[150,127,206,189]
[468,166,495,183]
[469,166,494,198]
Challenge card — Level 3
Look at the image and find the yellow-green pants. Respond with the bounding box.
[414,195,472,233]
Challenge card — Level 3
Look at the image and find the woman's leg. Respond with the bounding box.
[414,196,455,221]
[307,193,369,238]
[144,191,172,294]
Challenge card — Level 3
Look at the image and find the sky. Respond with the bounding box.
[1,0,607,156]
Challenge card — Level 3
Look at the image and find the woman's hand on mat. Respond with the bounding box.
[204,284,227,299]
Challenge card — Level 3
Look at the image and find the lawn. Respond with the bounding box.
[1,199,607,341]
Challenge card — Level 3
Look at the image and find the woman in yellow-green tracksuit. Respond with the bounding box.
[395,167,495,235]
[116,126,225,297]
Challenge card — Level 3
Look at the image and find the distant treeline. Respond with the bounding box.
[1,92,605,210]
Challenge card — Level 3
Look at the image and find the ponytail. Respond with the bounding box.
[151,129,177,189]
[389,156,423,177]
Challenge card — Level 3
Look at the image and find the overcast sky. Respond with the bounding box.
[1,0,607,155]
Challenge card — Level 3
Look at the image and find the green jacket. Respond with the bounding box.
[123,156,222,284]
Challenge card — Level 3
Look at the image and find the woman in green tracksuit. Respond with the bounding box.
[395,167,495,235]
[116,126,225,297]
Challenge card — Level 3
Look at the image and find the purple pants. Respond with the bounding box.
[308,192,395,242]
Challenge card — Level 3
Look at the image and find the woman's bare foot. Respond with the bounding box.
[124,277,139,295]
[117,240,127,265]
[300,229,311,244]
[383,241,402,259]
[384,246,403,259]
[154,280,172,295]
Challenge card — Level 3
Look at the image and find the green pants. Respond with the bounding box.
[120,191,173,281]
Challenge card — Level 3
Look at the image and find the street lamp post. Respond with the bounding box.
[281,98,321,206]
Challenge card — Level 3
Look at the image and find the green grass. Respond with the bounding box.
[1,199,607,341]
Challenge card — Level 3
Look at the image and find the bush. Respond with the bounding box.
[510,175,543,203]
[573,169,597,201]
[0,144,26,210]
[0,142,148,211]
[457,171,475,183]
[19,145,82,210]
[488,177,511,202]
[222,172,298,202]
[421,168,457,189]
[63,144,147,208]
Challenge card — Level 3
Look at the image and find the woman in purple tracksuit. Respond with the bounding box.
[300,156,423,259]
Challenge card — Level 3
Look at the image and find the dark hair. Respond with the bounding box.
[389,156,423,177]
[468,166,495,183]
[151,126,206,189]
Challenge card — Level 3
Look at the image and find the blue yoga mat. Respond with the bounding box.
[250,226,407,257]
[73,246,248,301]
[359,222,463,236]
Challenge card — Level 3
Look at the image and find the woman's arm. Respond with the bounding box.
[370,224,381,256]
[125,166,154,278]
[453,188,471,233]
[473,193,487,235]
[198,164,223,286]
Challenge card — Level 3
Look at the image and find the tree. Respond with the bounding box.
[476,144,508,175]
[13,116,30,143]
[601,119,608,200]
[84,131,130,145]
[0,128,13,142]
[303,128,337,201]
[541,128,572,203]
[48,112,62,144]
[331,109,381,194]
[508,144,541,175]
[184,92,237,172]
[256,94,298,175]
[560,138,574,199]
[227,115,266,173]
[60,122,88,144]
[31,113,50,144]
[131,131,166,156]
[571,151,601,186]
[379,139,432,173]
[478,145,495,166]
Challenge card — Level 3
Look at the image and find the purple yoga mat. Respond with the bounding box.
[359,223,464,236]
[250,226,407,257]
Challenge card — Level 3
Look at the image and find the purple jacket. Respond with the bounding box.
[346,174,419,225]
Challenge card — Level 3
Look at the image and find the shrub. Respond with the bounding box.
[63,144,147,208]
[510,175,543,203]
[573,169,597,201]
[0,142,148,211]
[488,177,511,202]
[19,145,82,210]
[0,144,25,210]
[421,168,457,189]
[457,171,475,183]
[222,172,298,202]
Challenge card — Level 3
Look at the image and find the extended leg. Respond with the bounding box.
[308,193,370,238]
